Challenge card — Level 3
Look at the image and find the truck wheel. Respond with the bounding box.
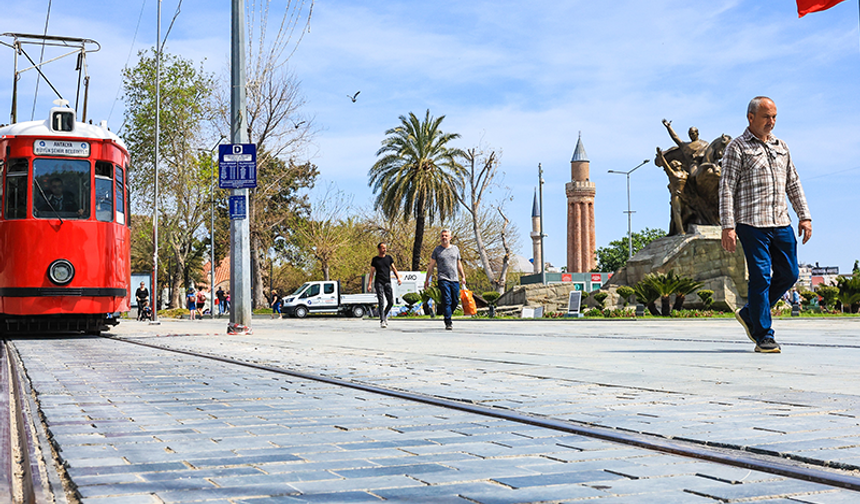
[351,305,366,318]
[295,306,309,319]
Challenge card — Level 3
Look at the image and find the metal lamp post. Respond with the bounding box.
[608,159,649,259]
[197,137,224,319]
[538,163,546,285]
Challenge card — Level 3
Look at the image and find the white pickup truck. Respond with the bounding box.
[281,280,377,318]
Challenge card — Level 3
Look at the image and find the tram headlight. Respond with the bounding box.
[48,259,75,285]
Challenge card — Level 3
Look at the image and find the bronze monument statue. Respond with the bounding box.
[656,119,730,235]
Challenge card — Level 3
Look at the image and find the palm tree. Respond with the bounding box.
[369,110,466,270]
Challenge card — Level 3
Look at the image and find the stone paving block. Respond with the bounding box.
[285,474,425,494]
[281,447,407,463]
[182,454,296,469]
[372,481,506,502]
[586,490,721,503]
[81,494,165,504]
[460,481,606,503]
[683,478,838,501]
[156,484,299,504]
[592,474,720,496]
[211,470,340,487]
[67,461,189,479]
[792,491,860,503]
[138,466,262,482]
[235,492,382,503]
[65,456,129,468]
[76,478,215,499]
[492,469,626,488]
[73,472,144,487]
[332,462,455,479]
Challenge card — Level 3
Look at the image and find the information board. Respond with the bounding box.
[229,195,247,220]
[219,143,257,189]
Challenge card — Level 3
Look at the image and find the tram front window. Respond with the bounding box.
[33,159,91,219]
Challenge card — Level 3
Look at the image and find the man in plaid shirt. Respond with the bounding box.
[720,96,812,353]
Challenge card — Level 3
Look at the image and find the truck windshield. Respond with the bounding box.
[291,283,310,296]
[300,284,320,299]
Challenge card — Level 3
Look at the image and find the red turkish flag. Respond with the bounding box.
[797,0,848,17]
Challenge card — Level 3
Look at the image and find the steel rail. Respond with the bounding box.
[2,340,35,503]
[107,335,860,493]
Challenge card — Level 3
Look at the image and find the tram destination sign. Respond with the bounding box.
[219,143,257,189]
[34,139,90,157]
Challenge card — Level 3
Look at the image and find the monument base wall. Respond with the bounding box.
[603,225,747,311]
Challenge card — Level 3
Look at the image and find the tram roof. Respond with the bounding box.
[0,119,127,151]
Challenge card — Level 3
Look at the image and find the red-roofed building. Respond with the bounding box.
[201,255,231,292]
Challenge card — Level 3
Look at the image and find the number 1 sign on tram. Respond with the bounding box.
[219,143,257,189]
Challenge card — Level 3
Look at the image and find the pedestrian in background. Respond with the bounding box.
[195,287,207,319]
[368,242,402,328]
[135,281,149,321]
[424,229,467,331]
[270,290,282,319]
[187,289,198,320]
[720,96,812,353]
[216,286,226,315]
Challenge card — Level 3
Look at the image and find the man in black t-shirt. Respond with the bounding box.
[368,242,401,328]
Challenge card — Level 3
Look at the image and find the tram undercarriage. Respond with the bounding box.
[1,314,119,334]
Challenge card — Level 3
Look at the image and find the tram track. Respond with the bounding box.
[105,334,860,495]
[1,340,70,504]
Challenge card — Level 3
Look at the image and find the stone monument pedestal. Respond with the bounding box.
[603,225,747,311]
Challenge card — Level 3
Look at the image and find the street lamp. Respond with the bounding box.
[608,159,649,259]
[538,163,546,285]
[198,136,225,319]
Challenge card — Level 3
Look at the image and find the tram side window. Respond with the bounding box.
[4,158,29,219]
[115,165,125,225]
[33,159,91,220]
[95,161,113,222]
[4,158,28,220]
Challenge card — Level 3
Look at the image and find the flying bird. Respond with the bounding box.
[293,120,306,129]
[348,91,360,103]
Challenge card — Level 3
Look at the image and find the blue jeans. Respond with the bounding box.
[438,279,460,323]
[736,224,799,340]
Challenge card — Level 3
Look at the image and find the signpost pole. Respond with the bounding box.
[229,0,252,333]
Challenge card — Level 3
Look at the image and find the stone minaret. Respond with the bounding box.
[566,133,596,272]
[530,189,542,274]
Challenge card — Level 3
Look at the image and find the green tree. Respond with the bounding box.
[595,227,666,273]
[816,285,839,311]
[369,110,466,270]
[123,48,217,308]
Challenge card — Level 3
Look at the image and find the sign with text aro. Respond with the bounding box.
[219,143,257,189]
[229,195,247,220]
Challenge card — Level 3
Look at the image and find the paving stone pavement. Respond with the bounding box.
[9,315,860,503]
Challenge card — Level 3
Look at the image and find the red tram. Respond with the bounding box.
[0,104,130,333]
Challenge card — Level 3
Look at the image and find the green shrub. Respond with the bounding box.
[583,308,603,317]
[616,286,635,307]
[593,291,609,308]
[482,291,501,306]
[697,289,714,309]
[633,270,702,316]
[402,292,421,309]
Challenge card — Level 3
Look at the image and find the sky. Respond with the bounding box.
[2,0,859,273]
